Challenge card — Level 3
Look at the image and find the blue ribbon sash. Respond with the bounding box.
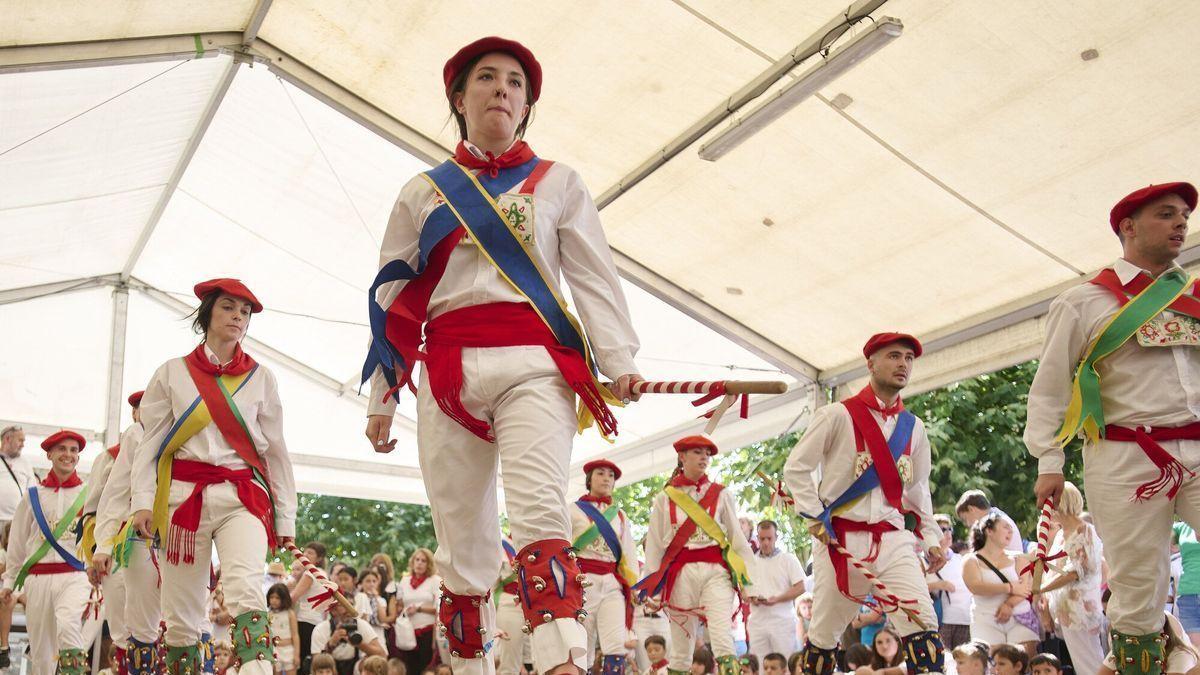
[29,486,86,570]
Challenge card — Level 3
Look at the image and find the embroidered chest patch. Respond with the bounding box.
[853,452,913,484]
[496,193,535,246]
[1137,311,1200,347]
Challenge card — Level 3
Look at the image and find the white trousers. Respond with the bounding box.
[124,539,163,643]
[582,571,628,663]
[1061,626,1105,675]
[102,568,128,645]
[632,612,671,673]
[1084,437,1200,635]
[417,347,586,675]
[665,562,735,670]
[808,529,936,649]
[747,610,798,659]
[161,479,271,675]
[496,592,530,675]
[24,571,91,675]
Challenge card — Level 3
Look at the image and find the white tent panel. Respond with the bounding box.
[829,0,1200,274]
[0,287,114,430]
[258,0,770,188]
[602,96,1073,371]
[682,1,868,59]
[0,56,235,288]
[0,1,253,46]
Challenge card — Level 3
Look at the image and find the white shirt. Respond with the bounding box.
[1026,258,1200,473]
[570,498,636,564]
[397,574,441,630]
[783,399,941,550]
[130,346,297,536]
[0,452,34,523]
[93,423,143,556]
[368,152,640,416]
[2,476,85,589]
[926,550,971,625]
[748,548,805,618]
[310,617,382,661]
[83,425,133,515]
[643,479,756,578]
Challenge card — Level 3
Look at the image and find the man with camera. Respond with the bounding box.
[310,595,386,675]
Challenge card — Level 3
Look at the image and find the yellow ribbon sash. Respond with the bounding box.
[151,369,254,540]
[663,485,751,588]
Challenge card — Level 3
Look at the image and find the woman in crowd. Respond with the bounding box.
[357,569,390,628]
[397,548,439,675]
[1040,481,1105,675]
[963,512,1038,656]
[856,626,906,675]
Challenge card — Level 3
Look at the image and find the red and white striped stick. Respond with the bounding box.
[827,538,929,630]
[626,380,788,396]
[1030,498,1056,594]
[284,542,357,614]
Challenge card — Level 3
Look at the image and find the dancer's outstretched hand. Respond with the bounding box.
[366,414,397,454]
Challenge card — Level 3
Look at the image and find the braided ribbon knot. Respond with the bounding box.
[81,584,103,621]
[692,383,750,420]
[1024,497,1067,593]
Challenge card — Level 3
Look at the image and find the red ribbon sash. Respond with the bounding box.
[380,158,556,404]
[640,485,725,602]
[842,397,906,512]
[167,459,276,565]
[1105,423,1200,501]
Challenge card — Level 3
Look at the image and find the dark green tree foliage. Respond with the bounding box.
[904,360,1083,538]
[291,493,437,565]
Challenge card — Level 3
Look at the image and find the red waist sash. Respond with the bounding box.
[29,562,79,576]
[424,302,615,442]
[579,558,633,628]
[1105,423,1200,501]
[169,459,276,565]
[659,545,725,603]
[827,518,899,605]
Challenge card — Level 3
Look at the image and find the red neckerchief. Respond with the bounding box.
[185,342,257,377]
[41,470,82,490]
[1091,267,1200,319]
[853,385,903,420]
[453,140,535,178]
[652,659,669,671]
[409,574,428,590]
[579,493,612,506]
[669,472,709,489]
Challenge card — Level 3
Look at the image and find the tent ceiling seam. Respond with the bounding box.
[120,56,241,281]
[276,76,380,248]
[0,59,190,157]
[814,92,1085,276]
[243,0,274,45]
[0,184,166,213]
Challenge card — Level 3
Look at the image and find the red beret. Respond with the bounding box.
[1110,182,1197,233]
[443,37,542,103]
[582,458,622,480]
[41,430,86,453]
[863,332,923,359]
[193,278,263,313]
[128,390,144,408]
[673,434,718,456]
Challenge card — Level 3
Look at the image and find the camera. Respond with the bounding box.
[338,619,363,646]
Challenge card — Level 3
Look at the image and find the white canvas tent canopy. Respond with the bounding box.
[1,0,1197,503]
